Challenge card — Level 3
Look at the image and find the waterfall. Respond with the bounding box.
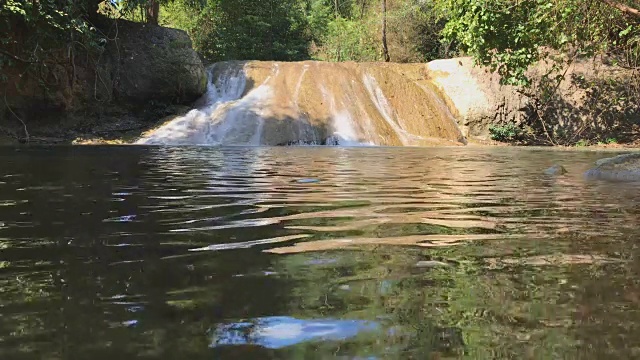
[362,73,409,145]
[320,85,372,147]
[136,61,466,147]
[136,63,248,145]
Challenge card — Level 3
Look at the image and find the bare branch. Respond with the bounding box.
[3,93,29,143]
[601,0,640,18]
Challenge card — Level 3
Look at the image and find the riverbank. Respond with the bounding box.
[2,56,637,147]
[0,104,193,145]
[3,129,638,150]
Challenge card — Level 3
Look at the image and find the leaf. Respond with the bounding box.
[619,26,632,37]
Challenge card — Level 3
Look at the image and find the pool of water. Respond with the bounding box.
[1,146,640,359]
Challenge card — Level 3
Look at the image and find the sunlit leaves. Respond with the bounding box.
[2,0,28,17]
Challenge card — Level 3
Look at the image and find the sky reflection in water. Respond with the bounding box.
[211,316,380,349]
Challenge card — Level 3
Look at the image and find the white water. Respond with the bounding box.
[320,84,373,147]
[137,63,376,146]
[217,64,278,145]
[137,64,279,146]
[136,64,248,145]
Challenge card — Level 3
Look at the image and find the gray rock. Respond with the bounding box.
[585,153,640,181]
[415,260,451,268]
[109,21,207,105]
[543,164,568,176]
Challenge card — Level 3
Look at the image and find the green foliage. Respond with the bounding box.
[0,0,105,78]
[306,0,332,43]
[219,0,310,61]
[575,139,590,147]
[390,0,455,62]
[1,1,100,45]
[596,137,618,146]
[159,0,200,30]
[159,0,455,63]
[159,0,310,61]
[306,0,453,62]
[439,0,640,86]
[489,123,520,142]
[319,16,379,61]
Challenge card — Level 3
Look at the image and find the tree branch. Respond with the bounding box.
[601,0,640,18]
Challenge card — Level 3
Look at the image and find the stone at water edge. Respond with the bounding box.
[543,164,568,176]
[585,153,640,181]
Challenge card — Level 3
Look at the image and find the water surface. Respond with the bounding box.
[1,146,639,359]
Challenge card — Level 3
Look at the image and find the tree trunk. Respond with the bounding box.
[147,0,159,25]
[381,0,390,62]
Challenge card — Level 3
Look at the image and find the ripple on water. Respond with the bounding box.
[0,146,639,359]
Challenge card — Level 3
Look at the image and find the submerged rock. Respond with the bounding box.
[543,164,568,176]
[585,153,640,181]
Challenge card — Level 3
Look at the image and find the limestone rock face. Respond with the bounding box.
[585,153,640,181]
[109,21,207,105]
[426,56,639,143]
[425,57,532,141]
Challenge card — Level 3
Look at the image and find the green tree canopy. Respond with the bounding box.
[439,0,640,85]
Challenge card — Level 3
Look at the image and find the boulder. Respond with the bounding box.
[108,21,207,105]
[1,18,207,140]
[584,153,640,181]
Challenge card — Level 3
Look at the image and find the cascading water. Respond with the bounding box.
[362,73,434,146]
[320,85,372,147]
[136,64,248,145]
[136,61,466,146]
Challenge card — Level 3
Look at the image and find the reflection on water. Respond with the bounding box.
[1,146,640,359]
